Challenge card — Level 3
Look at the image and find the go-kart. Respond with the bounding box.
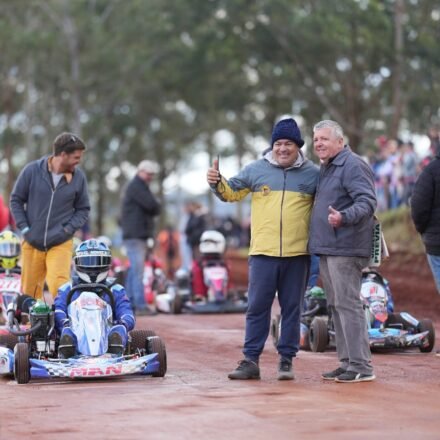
[271,270,436,353]
[156,262,247,314]
[0,283,167,384]
[271,286,329,352]
[143,257,168,310]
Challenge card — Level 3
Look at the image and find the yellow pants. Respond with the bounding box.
[21,240,73,299]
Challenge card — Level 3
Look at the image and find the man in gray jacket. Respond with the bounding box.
[308,120,377,383]
[10,132,90,299]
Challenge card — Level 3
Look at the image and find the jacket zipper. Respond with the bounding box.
[280,170,287,256]
[44,190,56,250]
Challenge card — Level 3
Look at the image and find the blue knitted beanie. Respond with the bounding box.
[271,118,304,148]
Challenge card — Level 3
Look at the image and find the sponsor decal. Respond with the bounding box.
[70,364,123,377]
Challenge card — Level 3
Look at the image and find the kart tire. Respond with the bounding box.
[309,317,328,352]
[148,336,167,377]
[14,342,30,384]
[270,315,281,348]
[0,333,18,350]
[418,319,435,353]
[130,329,156,353]
[171,293,182,315]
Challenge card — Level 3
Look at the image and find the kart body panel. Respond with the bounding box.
[0,272,21,323]
[29,352,160,379]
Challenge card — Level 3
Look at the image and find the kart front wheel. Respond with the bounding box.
[148,336,167,377]
[418,318,435,353]
[14,342,30,384]
[129,329,157,353]
[309,317,328,352]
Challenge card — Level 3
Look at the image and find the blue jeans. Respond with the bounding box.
[123,239,147,310]
[427,254,440,294]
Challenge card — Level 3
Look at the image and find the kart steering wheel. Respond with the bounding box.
[65,283,116,317]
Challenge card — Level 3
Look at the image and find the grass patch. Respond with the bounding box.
[377,206,425,255]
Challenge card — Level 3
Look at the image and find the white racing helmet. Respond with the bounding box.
[74,239,112,283]
[199,230,226,255]
[97,235,112,248]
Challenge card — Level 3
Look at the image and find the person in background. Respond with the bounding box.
[308,120,377,383]
[190,230,230,299]
[410,147,440,295]
[10,132,89,299]
[307,254,320,289]
[207,117,319,381]
[0,195,10,232]
[120,160,161,315]
[400,141,418,206]
[184,201,208,260]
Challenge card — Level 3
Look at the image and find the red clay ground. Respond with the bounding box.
[0,252,439,440]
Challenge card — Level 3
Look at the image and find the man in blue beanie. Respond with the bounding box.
[207,118,319,380]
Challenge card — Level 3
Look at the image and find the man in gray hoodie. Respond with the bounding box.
[10,132,90,299]
[308,120,377,383]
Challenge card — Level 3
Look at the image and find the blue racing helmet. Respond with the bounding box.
[74,239,112,283]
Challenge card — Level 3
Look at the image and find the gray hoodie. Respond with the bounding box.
[10,156,90,251]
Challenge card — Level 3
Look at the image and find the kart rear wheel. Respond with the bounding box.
[171,293,182,315]
[148,336,167,377]
[0,333,18,350]
[418,319,435,352]
[309,317,328,352]
[14,342,30,384]
[130,329,156,353]
[270,315,281,348]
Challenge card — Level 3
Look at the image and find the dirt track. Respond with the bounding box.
[0,253,439,439]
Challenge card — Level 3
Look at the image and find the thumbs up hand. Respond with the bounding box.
[328,205,342,228]
[207,158,221,185]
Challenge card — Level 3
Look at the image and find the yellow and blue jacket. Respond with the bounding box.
[212,151,319,257]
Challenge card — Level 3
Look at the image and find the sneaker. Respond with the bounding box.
[58,334,76,359]
[335,371,376,383]
[277,358,294,381]
[321,367,347,381]
[108,332,124,356]
[228,359,260,380]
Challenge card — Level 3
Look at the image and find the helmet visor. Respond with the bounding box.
[0,242,20,257]
[74,254,111,269]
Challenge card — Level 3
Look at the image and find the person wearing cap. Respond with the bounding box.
[9,132,90,299]
[308,120,377,383]
[207,118,319,380]
[120,160,161,316]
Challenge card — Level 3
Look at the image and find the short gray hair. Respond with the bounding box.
[313,120,344,140]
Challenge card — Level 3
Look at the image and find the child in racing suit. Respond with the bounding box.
[191,230,230,299]
[54,238,135,358]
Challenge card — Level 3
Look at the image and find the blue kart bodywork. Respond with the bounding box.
[1,284,167,383]
[0,346,162,379]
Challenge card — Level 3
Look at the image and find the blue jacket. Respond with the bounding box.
[308,146,377,257]
[54,277,135,334]
[10,156,90,251]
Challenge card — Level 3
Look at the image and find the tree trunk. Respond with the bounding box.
[390,0,405,138]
